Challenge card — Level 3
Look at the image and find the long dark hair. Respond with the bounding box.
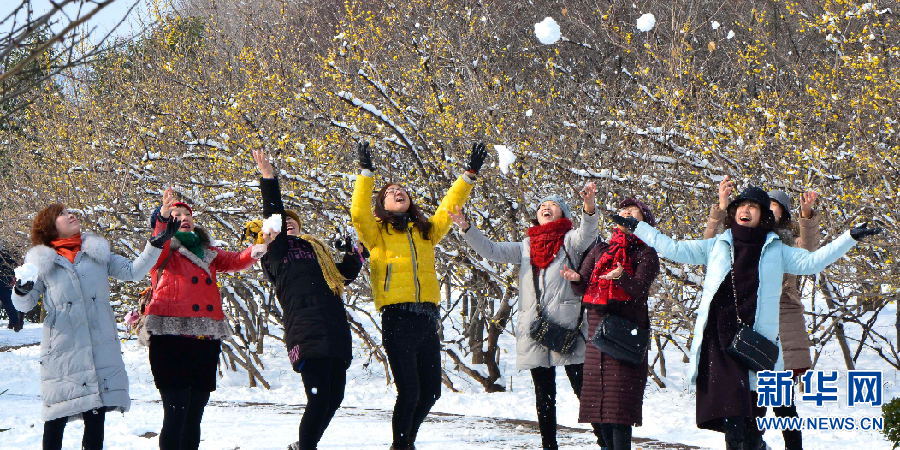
[373,183,433,240]
[723,201,776,232]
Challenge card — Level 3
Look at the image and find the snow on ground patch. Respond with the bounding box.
[0,322,41,349]
[636,13,656,32]
[494,145,517,174]
[711,21,720,30]
[534,17,561,45]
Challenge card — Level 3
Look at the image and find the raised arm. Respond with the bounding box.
[449,206,521,265]
[350,142,381,249]
[564,181,599,257]
[12,277,45,313]
[212,246,258,273]
[430,142,487,242]
[796,191,821,251]
[703,205,726,239]
[107,243,163,282]
[781,231,856,275]
[254,150,289,258]
[629,220,713,266]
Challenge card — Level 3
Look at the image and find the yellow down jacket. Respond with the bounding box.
[351,172,474,310]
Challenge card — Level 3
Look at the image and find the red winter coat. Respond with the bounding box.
[145,221,257,320]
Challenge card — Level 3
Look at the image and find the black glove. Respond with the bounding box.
[357,141,374,171]
[333,236,354,253]
[465,142,488,174]
[149,218,182,248]
[610,214,639,232]
[850,222,882,241]
[359,244,370,259]
[14,280,34,296]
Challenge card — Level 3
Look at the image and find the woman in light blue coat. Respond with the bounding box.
[12,203,178,450]
[610,186,880,450]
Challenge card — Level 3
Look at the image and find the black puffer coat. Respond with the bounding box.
[260,178,362,368]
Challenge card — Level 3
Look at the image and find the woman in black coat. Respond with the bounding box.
[253,150,364,450]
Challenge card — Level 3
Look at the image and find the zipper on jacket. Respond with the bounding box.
[406,228,421,302]
[384,263,393,292]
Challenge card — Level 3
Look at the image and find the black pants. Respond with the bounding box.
[382,307,442,448]
[771,404,802,450]
[530,364,583,450]
[1,286,23,330]
[723,416,763,450]
[159,387,211,450]
[43,409,106,450]
[150,335,221,450]
[298,358,348,449]
[597,423,631,449]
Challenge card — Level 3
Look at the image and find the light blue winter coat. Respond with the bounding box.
[13,233,161,421]
[632,221,857,389]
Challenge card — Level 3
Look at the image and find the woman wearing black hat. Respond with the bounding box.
[703,178,822,450]
[610,185,880,449]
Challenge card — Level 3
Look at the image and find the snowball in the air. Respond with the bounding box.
[494,145,517,175]
[727,30,735,39]
[636,13,656,32]
[534,17,561,45]
[14,263,38,284]
[711,21,720,30]
[262,214,282,234]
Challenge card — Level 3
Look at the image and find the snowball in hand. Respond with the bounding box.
[262,214,282,234]
[14,263,38,284]
[636,13,656,32]
[534,16,561,45]
[494,145,517,174]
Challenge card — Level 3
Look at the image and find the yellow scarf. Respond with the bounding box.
[244,219,346,296]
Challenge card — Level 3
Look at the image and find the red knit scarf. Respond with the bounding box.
[583,228,640,305]
[50,234,82,263]
[527,218,573,269]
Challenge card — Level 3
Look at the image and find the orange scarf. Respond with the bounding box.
[50,234,82,263]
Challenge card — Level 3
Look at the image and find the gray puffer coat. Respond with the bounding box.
[12,233,161,421]
[462,211,598,370]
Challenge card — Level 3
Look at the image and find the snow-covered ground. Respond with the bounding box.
[0,301,894,449]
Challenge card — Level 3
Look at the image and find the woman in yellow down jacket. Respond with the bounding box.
[351,141,487,450]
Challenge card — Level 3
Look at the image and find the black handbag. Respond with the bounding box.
[591,314,649,366]
[724,253,778,372]
[528,245,584,355]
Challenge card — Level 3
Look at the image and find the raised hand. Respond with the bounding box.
[449,206,469,231]
[160,187,177,218]
[149,218,182,248]
[800,191,818,219]
[465,142,488,174]
[560,264,581,282]
[610,214,639,232]
[718,175,735,211]
[253,149,276,179]
[598,262,624,280]
[850,222,882,241]
[333,236,354,253]
[579,181,597,214]
[357,141,374,171]
[261,230,280,245]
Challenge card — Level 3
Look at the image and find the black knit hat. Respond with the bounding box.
[728,186,770,211]
[727,186,776,229]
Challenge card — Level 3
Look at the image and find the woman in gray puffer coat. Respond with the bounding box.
[450,183,599,450]
[12,203,178,450]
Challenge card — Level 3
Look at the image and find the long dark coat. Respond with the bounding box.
[572,236,659,426]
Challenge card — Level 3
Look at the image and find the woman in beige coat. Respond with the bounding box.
[704,176,820,450]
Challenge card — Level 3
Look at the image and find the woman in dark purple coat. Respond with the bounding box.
[564,198,659,450]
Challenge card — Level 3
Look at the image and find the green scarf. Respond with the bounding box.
[174,231,205,259]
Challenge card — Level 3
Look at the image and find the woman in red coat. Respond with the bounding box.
[563,198,660,450]
[143,188,264,450]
